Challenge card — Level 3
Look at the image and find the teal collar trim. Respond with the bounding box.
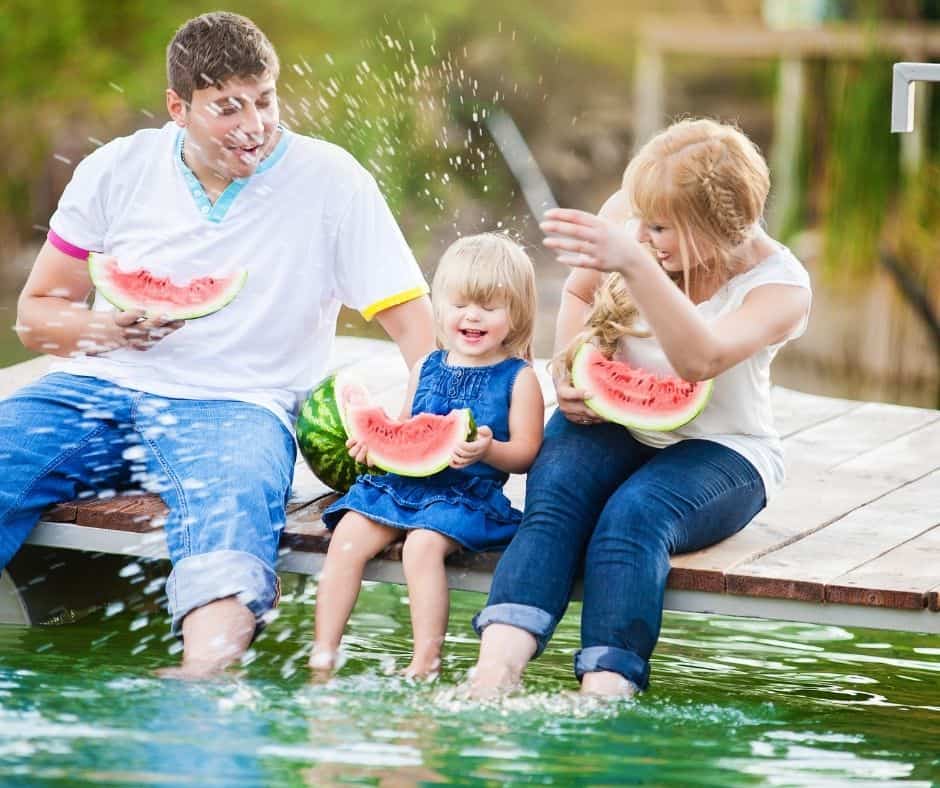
[174,126,291,223]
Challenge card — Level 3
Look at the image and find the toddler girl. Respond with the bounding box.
[312,233,544,678]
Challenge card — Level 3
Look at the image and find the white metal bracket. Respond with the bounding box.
[891,61,940,132]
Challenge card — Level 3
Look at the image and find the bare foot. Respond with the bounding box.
[466,623,536,699]
[401,656,441,680]
[465,662,523,699]
[308,647,343,682]
[580,670,638,699]
[156,660,229,680]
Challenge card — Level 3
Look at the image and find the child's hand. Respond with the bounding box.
[450,425,493,469]
[555,379,602,426]
[540,209,648,274]
[346,437,372,466]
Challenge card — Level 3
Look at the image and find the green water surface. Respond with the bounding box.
[0,579,937,786]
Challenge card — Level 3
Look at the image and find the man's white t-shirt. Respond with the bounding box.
[617,247,811,501]
[48,122,428,431]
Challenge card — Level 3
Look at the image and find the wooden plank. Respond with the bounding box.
[44,495,164,533]
[638,20,940,58]
[930,584,940,612]
[782,402,938,471]
[725,471,940,604]
[72,494,166,531]
[827,522,940,610]
[669,416,940,592]
[834,418,940,481]
[770,386,860,438]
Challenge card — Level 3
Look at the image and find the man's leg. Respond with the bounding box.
[135,396,296,676]
[0,374,131,566]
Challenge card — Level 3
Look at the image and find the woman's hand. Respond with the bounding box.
[111,310,185,352]
[450,425,493,469]
[541,209,649,274]
[554,374,602,426]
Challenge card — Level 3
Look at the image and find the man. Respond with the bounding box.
[2,12,434,677]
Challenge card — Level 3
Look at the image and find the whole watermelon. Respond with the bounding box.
[296,371,381,493]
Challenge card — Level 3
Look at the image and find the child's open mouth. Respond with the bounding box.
[460,329,487,340]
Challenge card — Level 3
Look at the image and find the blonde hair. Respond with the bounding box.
[551,273,649,380]
[553,118,770,380]
[431,233,537,361]
[625,117,770,294]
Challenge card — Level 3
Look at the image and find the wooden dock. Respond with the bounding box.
[2,336,939,633]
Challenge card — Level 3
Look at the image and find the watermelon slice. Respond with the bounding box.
[571,343,712,431]
[88,253,247,320]
[296,371,377,493]
[346,406,476,477]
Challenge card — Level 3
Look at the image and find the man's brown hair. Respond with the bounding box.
[167,12,280,103]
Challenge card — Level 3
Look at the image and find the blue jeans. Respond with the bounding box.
[0,373,296,633]
[473,410,766,689]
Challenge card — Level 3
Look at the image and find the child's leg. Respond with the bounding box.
[400,529,460,677]
[311,511,400,668]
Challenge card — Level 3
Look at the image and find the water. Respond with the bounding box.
[0,580,937,785]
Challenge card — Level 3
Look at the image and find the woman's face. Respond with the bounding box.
[635,219,682,272]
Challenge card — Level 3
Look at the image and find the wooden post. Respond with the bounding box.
[769,57,806,235]
[634,44,664,150]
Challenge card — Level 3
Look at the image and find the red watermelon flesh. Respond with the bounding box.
[571,343,712,431]
[346,406,475,477]
[88,253,247,320]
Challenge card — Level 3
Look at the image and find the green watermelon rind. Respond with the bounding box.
[88,252,247,321]
[295,371,379,493]
[349,407,475,478]
[571,343,713,432]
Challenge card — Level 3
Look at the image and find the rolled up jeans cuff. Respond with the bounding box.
[471,603,556,658]
[166,549,279,636]
[574,646,649,690]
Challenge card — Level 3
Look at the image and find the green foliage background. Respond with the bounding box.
[0,0,580,260]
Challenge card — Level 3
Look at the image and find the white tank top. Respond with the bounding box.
[616,246,811,500]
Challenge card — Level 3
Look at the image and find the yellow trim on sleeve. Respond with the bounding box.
[360,284,430,322]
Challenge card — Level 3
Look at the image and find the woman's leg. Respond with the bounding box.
[400,529,460,678]
[578,439,766,695]
[470,411,656,692]
[311,511,401,669]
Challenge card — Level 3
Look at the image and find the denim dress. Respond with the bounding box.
[321,350,528,552]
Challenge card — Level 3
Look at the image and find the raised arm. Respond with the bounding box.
[541,210,810,381]
[16,242,182,357]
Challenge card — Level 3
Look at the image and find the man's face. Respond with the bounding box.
[167,73,280,184]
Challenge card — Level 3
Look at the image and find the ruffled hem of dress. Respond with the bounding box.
[350,473,520,525]
[324,506,512,553]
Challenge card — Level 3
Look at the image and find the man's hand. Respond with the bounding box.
[112,310,185,351]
